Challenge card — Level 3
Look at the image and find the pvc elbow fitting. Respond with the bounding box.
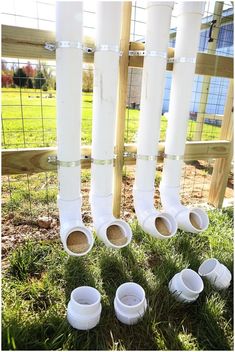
[67,286,102,330]
[114,282,147,325]
[198,258,232,290]
[160,183,209,234]
[133,189,177,239]
[58,198,94,256]
[91,194,132,249]
[169,269,204,303]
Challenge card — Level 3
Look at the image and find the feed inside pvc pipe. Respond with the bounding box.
[181,270,203,292]
[66,231,90,254]
[106,225,128,246]
[155,217,171,236]
[189,212,202,230]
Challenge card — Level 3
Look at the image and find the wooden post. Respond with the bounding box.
[208,79,234,208]
[113,2,132,217]
[193,1,224,141]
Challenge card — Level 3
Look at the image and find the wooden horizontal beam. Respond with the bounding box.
[2,140,231,175]
[128,42,233,78]
[2,25,233,78]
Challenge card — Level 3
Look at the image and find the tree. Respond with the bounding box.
[13,68,27,87]
[34,71,46,89]
[2,73,13,87]
[23,62,36,78]
[27,78,34,89]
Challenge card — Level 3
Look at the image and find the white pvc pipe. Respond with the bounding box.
[160,2,209,233]
[67,286,102,330]
[198,258,232,290]
[56,2,94,256]
[133,1,177,239]
[169,268,204,303]
[114,282,147,325]
[90,2,132,248]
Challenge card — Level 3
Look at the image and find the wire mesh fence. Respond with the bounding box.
[1,0,234,226]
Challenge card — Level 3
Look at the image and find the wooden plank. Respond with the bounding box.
[2,25,233,78]
[208,79,234,208]
[113,2,132,218]
[2,140,231,175]
[128,42,233,78]
[2,25,94,63]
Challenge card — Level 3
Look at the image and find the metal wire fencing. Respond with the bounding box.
[1,0,234,225]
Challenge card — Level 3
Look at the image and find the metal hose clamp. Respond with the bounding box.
[168,57,196,64]
[136,154,158,161]
[129,50,167,58]
[48,155,81,167]
[96,44,123,56]
[163,154,184,160]
[91,158,114,165]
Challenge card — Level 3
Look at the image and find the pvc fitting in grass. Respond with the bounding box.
[169,268,204,303]
[198,258,232,290]
[114,282,147,325]
[67,286,102,330]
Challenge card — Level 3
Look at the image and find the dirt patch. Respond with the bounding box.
[1,160,233,261]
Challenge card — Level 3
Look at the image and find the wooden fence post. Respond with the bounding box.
[113,2,132,217]
[193,1,224,141]
[208,79,234,208]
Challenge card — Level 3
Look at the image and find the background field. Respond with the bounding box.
[2,88,221,149]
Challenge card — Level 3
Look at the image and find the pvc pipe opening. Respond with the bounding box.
[104,220,132,248]
[72,286,100,306]
[181,269,204,293]
[116,283,145,308]
[65,227,93,256]
[107,225,128,246]
[198,258,217,276]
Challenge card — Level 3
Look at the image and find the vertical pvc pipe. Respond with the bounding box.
[90,2,132,248]
[56,2,94,256]
[133,1,177,239]
[160,2,209,233]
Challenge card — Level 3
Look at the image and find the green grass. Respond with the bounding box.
[2,208,233,351]
[2,88,221,149]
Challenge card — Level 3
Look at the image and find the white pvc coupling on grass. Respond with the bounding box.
[169,269,204,303]
[133,1,177,240]
[114,282,147,325]
[90,2,132,249]
[67,286,102,330]
[159,1,209,234]
[198,258,232,290]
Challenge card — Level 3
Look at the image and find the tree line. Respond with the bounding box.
[2,60,94,92]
